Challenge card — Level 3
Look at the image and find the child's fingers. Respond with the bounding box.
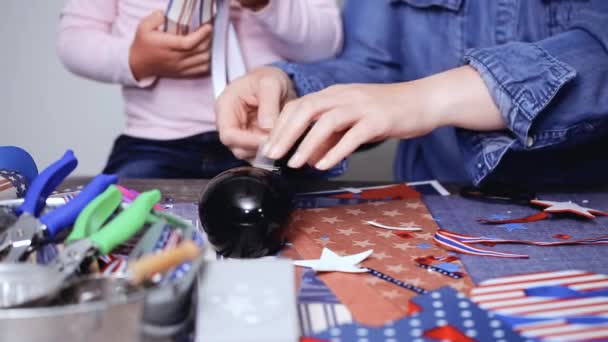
[179,52,211,71]
[255,75,283,130]
[139,11,166,32]
[180,63,210,77]
[171,24,213,51]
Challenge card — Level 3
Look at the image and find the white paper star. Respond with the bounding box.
[346,208,366,216]
[386,264,406,274]
[353,239,375,248]
[416,232,434,240]
[321,216,343,224]
[293,248,373,273]
[382,210,403,217]
[531,199,608,218]
[422,213,435,220]
[308,208,328,213]
[337,228,358,236]
[369,202,388,206]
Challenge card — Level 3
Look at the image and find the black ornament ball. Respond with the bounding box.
[198,166,294,258]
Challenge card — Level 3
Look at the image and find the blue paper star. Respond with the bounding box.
[499,223,527,232]
[417,243,431,249]
[320,235,330,241]
[436,262,460,273]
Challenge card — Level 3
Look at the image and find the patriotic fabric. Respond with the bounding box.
[298,269,354,336]
[424,193,608,284]
[164,0,214,35]
[284,199,474,326]
[310,286,525,342]
[471,270,608,341]
[435,229,608,259]
[0,169,28,200]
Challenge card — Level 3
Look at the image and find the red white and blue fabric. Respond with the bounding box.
[310,286,525,342]
[471,270,608,341]
[434,229,608,259]
[298,269,353,336]
[0,169,28,200]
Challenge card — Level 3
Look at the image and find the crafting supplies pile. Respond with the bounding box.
[0,150,204,341]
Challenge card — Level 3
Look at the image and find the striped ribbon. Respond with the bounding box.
[434,229,608,259]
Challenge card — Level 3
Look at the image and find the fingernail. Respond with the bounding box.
[287,153,304,168]
[315,158,330,170]
[261,142,271,156]
[259,117,273,129]
[268,146,282,159]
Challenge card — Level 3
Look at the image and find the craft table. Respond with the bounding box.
[54,178,608,341]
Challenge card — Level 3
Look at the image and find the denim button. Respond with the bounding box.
[526,136,534,148]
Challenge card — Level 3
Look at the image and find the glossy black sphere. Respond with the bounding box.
[198,166,294,258]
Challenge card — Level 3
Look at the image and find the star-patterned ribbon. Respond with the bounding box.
[434,229,608,259]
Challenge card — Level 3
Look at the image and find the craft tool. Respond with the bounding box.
[0,187,160,308]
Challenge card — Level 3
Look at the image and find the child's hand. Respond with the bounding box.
[236,0,270,11]
[129,11,212,81]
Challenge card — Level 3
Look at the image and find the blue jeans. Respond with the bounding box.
[103,132,247,179]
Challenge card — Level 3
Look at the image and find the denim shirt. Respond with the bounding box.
[274,0,608,186]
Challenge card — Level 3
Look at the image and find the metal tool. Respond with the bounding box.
[0,173,118,262]
[0,150,78,261]
[0,188,161,308]
[128,219,169,261]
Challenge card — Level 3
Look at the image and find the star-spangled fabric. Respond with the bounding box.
[0,169,28,200]
[310,286,525,342]
[424,193,608,283]
[286,199,474,326]
[471,270,608,341]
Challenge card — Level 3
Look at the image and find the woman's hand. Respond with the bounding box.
[215,67,297,160]
[263,66,506,170]
[129,11,213,81]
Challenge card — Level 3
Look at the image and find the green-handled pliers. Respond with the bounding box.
[49,185,161,277]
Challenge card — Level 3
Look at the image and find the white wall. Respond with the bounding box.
[0,0,395,181]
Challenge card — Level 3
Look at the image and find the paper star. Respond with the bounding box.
[308,208,328,213]
[381,289,404,299]
[382,210,403,217]
[393,242,415,251]
[337,228,358,236]
[531,199,608,218]
[373,251,392,260]
[302,226,319,234]
[369,202,388,206]
[353,239,375,248]
[417,243,431,249]
[376,230,396,238]
[387,264,407,274]
[436,262,460,273]
[409,277,424,286]
[405,202,424,209]
[498,223,527,232]
[346,209,365,216]
[293,248,372,273]
[321,216,343,224]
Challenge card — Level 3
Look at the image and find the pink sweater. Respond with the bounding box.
[57,0,343,140]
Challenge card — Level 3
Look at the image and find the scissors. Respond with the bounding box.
[0,151,118,262]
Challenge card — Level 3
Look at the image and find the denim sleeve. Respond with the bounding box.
[272,0,403,97]
[462,8,608,185]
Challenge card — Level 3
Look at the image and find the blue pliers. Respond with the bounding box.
[0,150,118,262]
